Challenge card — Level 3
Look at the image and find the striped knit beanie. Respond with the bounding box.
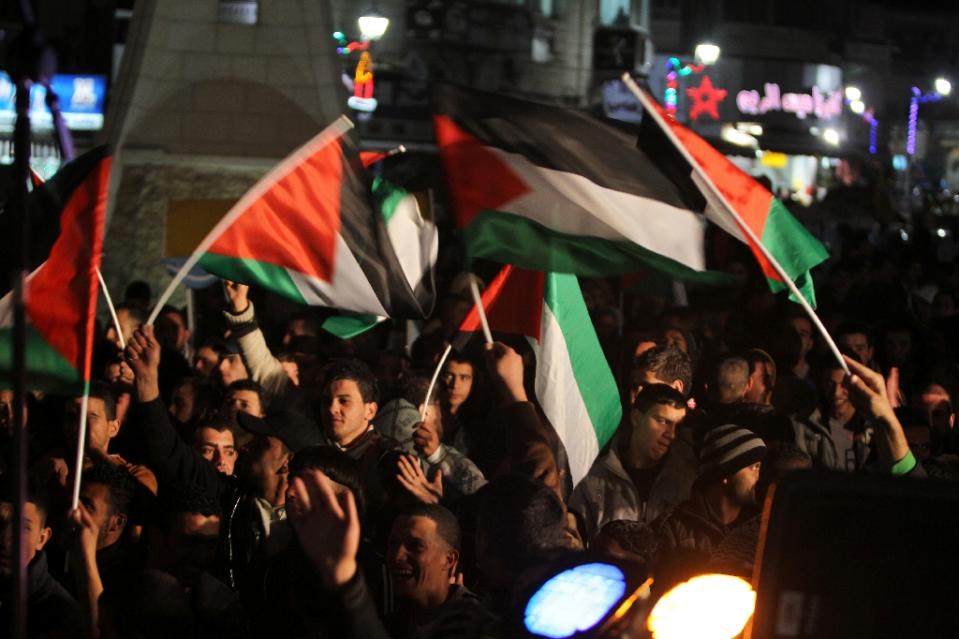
[696,424,767,487]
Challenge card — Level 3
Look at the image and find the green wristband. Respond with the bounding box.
[890,450,917,476]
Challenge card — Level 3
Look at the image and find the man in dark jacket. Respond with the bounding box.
[653,424,766,591]
[0,479,81,638]
[124,325,322,597]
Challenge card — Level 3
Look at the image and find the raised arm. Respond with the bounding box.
[125,326,229,500]
[222,280,291,402]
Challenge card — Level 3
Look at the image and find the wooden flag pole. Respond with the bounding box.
[146,116,354,326]
[621,73,848,375]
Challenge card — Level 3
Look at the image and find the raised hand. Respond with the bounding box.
[413,418,441,458]
[286,469,361,587]
[223,280,250,314]
[843,355,895,423]
[124,325,161,402]
[484,341,528,403]
[396,453,442,504]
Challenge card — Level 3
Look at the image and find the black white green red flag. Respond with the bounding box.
[0,151,110,391]
[459,265,621,486]
[432,83,728,284]
[182,118,435,337]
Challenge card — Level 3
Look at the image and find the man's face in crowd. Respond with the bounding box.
[79,482,126,550]
[0,389,23,434]
[193,346,219,379]
[904,425,933,462]
[628,401,686,468]
[918,383,954,436]
[839,332,873,367]
[194,427,238,475]
[885,330,912,366]
[66,396,119,455]
[322,379,376,447]
[0,501,51,578]
[663,329,688,354]
[443,361,474,412]
[156,311,190,351]
[726,462,761,507]
[169,383,195,425]
[238,435,290,506]
[283,319,313,347]
[822,368,852,419]
[789,317,814,358]
[218,353,248,387]
[223,389,263,423]
[164,512,221,585]
[387,515,457,608]
[744,362,769,404]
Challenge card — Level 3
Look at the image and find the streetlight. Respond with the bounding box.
[935,77,952,97]
[694,43,721,66]
[822,128,841,146]
[849,100,865,114]
[845,86,862,102]
[358,7,390,41]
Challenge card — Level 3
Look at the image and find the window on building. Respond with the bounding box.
[600,0,631,25]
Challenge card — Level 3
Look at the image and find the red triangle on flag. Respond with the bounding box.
[433,115,531,228]
[207,137,344,282]
[459,265,544,342]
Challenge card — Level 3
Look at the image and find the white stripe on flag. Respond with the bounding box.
[531,302,601,487]
[287,234,390,317]
[491,148,707,272]
[385,194,439,293]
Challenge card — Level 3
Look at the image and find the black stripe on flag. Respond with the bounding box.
[431,82,706,213]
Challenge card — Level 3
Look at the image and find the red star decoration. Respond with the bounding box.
[686,75,727,122]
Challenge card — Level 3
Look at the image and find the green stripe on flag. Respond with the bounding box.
[760,199,829,308]
[0,326,83,393]
[464,210,733,285]
[544,273,621,448]
[321,312,384,339]
[199,253,307,304]
[372,177,408,224]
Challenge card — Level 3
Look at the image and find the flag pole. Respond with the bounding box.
[468,278,494,345]
[621,73,848,375]
[421,343,453,421]
[96,268,125,349]
[146,116,355,326]
[69,384,90,511]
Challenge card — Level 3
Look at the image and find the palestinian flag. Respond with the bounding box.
[321,176,438,338]
[638,98,829,307]
[193,118,434,334]
[0,147,112,298]
[459,265,621,486]
[0,152,110,391]
[432,83,728,284]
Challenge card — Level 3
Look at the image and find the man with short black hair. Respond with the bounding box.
[193,422,239,476]
[836,321,876,370]
[569,384,691,541]
[222,378,266,423]
[628,345,693,405]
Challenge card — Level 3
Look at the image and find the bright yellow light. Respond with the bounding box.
[850,100,865,114]
[647,574,756,639]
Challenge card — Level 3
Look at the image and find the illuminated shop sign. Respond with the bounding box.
[736,83,843,120]
[0,72,107,131]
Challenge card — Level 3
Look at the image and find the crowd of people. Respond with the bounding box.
[0,218,956,638]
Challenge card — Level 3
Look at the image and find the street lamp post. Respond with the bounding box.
[902,78,951,217]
